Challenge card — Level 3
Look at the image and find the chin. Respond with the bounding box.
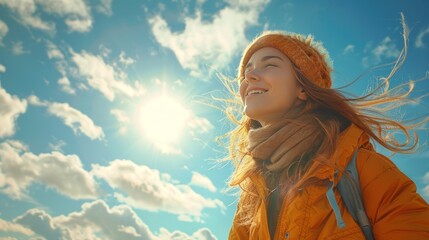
[244,109,264,122]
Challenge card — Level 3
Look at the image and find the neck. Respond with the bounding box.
[258,100,306,127]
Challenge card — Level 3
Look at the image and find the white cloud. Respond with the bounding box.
[96,0,113,16]
[28,95,104,140]
[77,82,89,90]
[58,76,76,95]
[0,140,98,200]
[190,171,217,192]
[27,95,46,106]
[0,64,5,73]
[148,0,269,77]
[0,19,8,46]
[71,50,143,101]
[56,200,155,240]
[416,26,429,48]
[64,18,92,33]
[48,102,104,140]
[46,41,64,60]
[196,0,206,7]
[0,218,34,236]
[99,44,111,57]
[362,36,400,67]
[45,41,70,77]
[11,41,28,55]
[110,109,129,124]
[118,225,141,237]
[91,160,225,222]
[0,0,93,33]
[192,228,217,240]
[48,139,66,152]
[110,109,129,134]
[36,0,92,32]
[14,200,218,240]
[343,44,354,54]
[0,0,55,33]
[154,144,183,155]
[174,79,184,86]
[14,209,62,239]
[372,37,400,60]
[0,87,27,138]
[119,51,135,66]
[188,116,214,134]
[159,227,217,240]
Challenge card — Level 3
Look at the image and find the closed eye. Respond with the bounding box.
[243,63,277,78]
[265,64,277,68]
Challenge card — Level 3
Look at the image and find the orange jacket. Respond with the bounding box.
[229,123,429,239]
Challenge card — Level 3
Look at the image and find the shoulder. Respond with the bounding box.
[354,149,429,237]
[355,148,413,191]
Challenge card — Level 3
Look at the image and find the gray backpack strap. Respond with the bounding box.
[337,148,374,240]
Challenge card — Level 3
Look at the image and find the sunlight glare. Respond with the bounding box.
[139,95,190,146]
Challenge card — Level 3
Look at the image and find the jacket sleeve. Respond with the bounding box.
[358,150,429,240]
[228,219,249,240]
[228,196,250,240]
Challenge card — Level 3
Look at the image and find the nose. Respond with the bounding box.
[244,68,260,83]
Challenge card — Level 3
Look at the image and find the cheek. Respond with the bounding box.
[268,73,298,103]
[239,82,247,101]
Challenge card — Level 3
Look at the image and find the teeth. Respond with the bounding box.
[248,90,267,96]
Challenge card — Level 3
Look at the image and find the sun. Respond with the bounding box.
[139,95,190,146]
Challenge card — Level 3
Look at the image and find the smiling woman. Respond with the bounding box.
[224,14,429,240]
[139,95,190,147]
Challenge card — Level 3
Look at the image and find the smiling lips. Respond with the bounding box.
[246,88,268,96]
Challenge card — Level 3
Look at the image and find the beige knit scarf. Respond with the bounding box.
[247,111,331,174]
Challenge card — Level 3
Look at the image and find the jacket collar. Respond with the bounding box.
[332,122,374,170]
[305,122,375,183]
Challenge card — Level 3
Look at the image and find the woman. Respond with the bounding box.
[226,16,429,240]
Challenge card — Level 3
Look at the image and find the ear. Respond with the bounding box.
[297,86,308,101]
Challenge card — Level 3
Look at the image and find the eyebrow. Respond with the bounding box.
[245,55,284,69]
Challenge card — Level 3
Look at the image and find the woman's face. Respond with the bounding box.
[239,47,307,126]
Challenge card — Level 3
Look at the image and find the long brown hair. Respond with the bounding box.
[216,14,429,225]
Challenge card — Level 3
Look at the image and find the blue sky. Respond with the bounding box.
[0,0,429,239]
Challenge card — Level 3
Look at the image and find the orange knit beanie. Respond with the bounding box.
[237,31,333,88]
